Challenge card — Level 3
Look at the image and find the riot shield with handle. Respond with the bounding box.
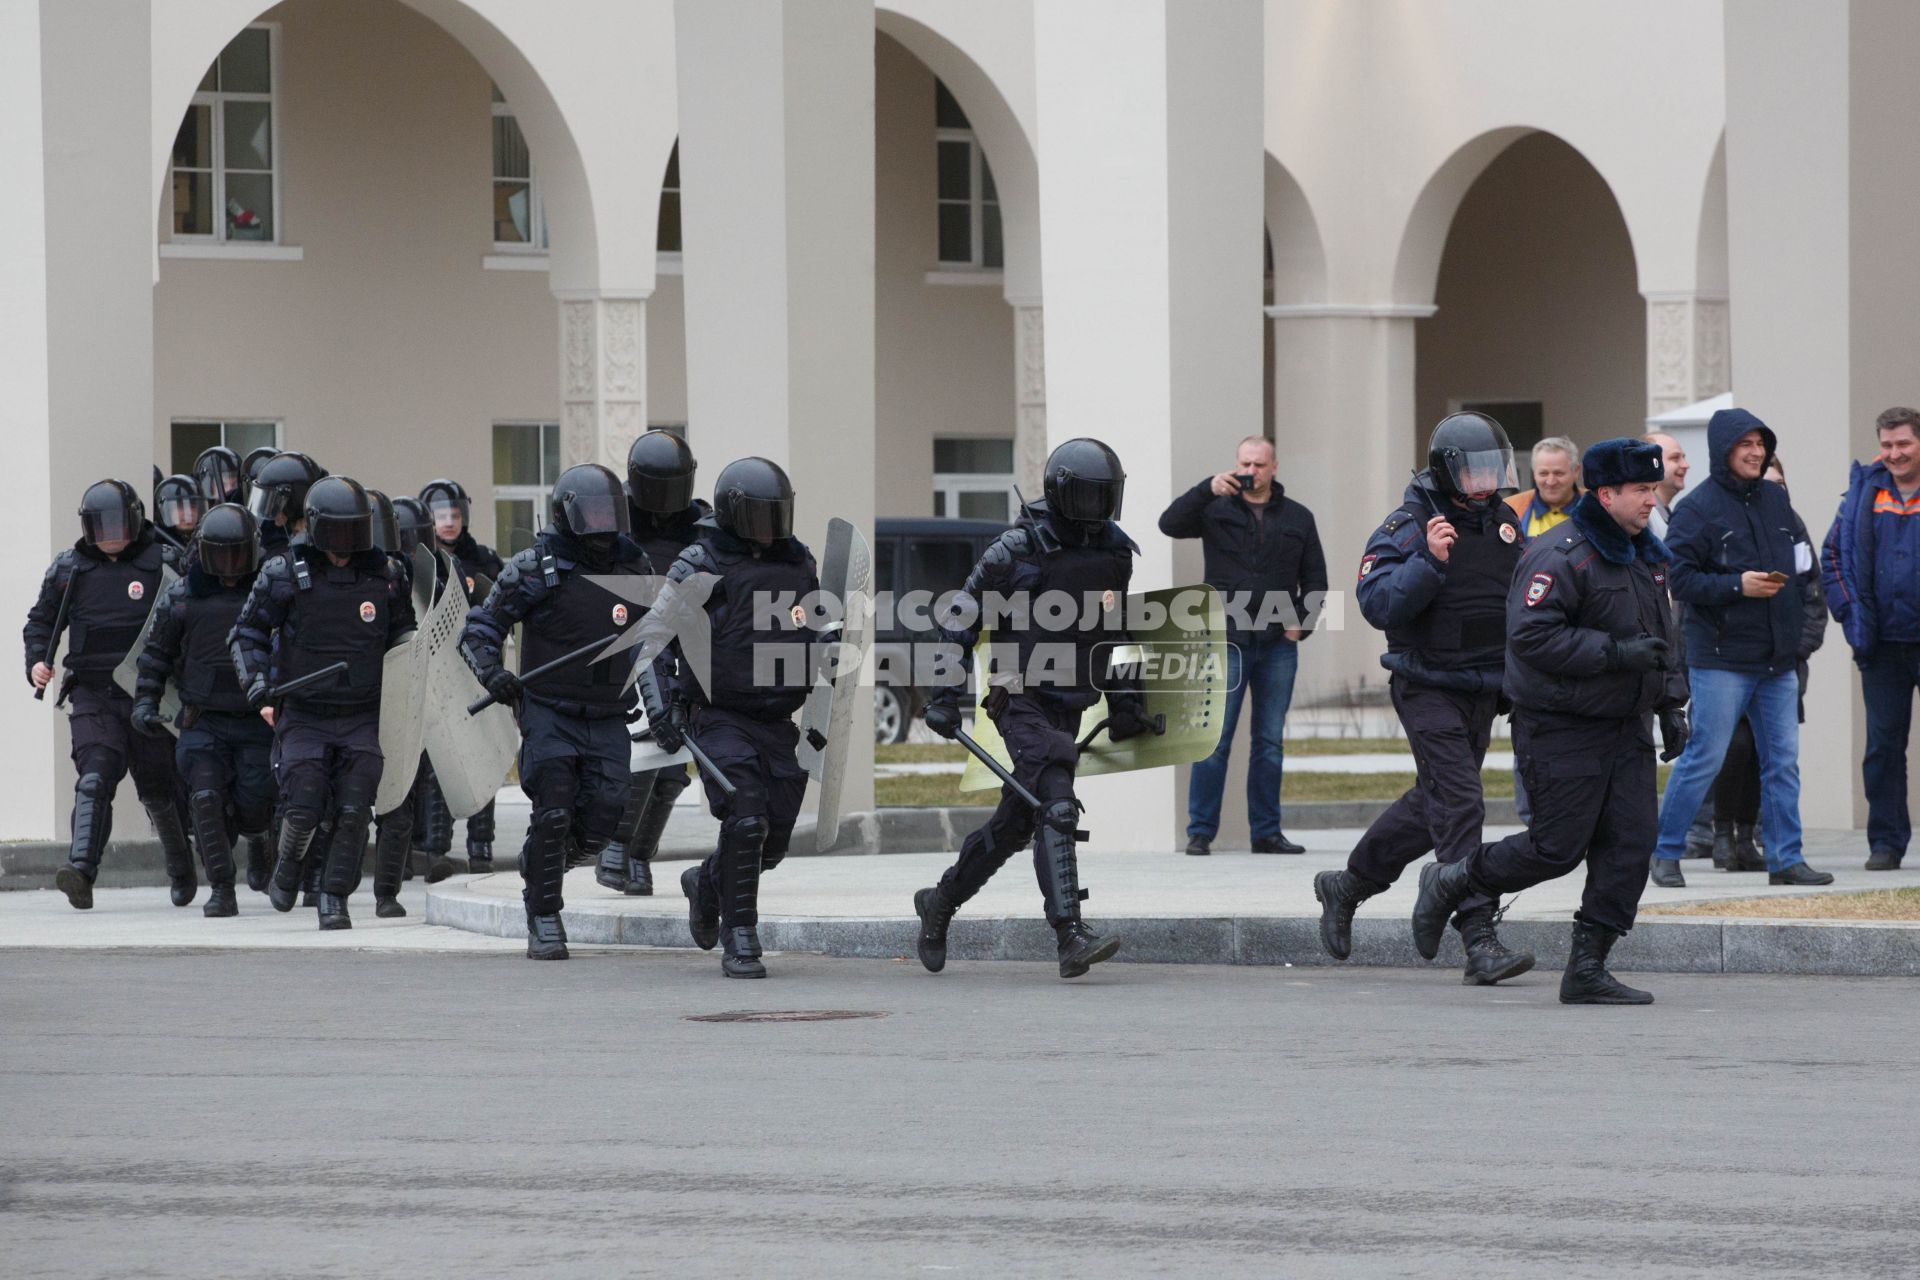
[110,564,183,736]
[796,518,873,852]
[418,550,518,819]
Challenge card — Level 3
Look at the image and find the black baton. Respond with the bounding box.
[953,723,1042,810]
[264,661,350,702]
[466,633,626,716]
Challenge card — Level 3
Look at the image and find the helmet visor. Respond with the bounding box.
[1052,471,1124,523]
[308,512,372,555]
[199,538,257,578]
[195,458,240,501]
[1442,447,1518,497]
[561,492,631,538]
[631,471,695,515]
[728,493,793,543]
[160,493,208,532]
[248,485,290,523]
[80,506,136,546]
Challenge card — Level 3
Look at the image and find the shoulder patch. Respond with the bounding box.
[1524,572,1554,607]
[1499,522,1517,544]
[1358,554,1379,582]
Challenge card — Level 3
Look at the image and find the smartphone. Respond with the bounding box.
[1234,473,1255,490]
[1764,570,1790,584]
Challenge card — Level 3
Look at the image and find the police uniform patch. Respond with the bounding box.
[359,601,377,623]
[1499,523,1517,544]
[127,581,144,601]
[612,603,629,626]
[1524,572,1553,607]
[1358,554,1378,581]
[465,576,475,594]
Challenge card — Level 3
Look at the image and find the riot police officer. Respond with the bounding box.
[363,489,416,918]
[418,478,507,875]
[596,430,710,898]
[247,451,323,555]
[1313,413,1534,984]
[1413,439,1689,1005]
[462,464,651,960]
[153,474,207,548]
[239,447,280,505]
[911,438,1153,981]
[25,480,192,909]
[133,503,272,916]
[192,445,245,507]
[644,456,819,979]
[231,477,416,929]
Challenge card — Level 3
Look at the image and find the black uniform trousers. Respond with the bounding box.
[691,706,809,919]
[937,692,1083,923]
[1347,676,1496,915]
[518,699,630,845]
[177,709,274,833]
[1467,709,1656,934]
[273,706,383,810]
[68,682,177,803]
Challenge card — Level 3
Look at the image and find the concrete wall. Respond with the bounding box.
[1415,133,1647,459]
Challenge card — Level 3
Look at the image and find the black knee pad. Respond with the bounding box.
[722,811,769,853]
[761,821,795,872]
[1041,798,1080,835]
[522,759,581,814]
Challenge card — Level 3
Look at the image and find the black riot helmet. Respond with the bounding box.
[549,464,631,539]
[1043,438,1126,525]
[303,476,374,555]
[419,478,470,539]
[196,503,260,579]
[155,474,208,536]
[366,489,400,557]
[240,447,280,500]
[391,496,430,559]
[712,457,794,543]
[192,446,244,504]
[626,430,698,516]
[78,479,146,549]
[248,451,323,525]
[1427,412,1518,503]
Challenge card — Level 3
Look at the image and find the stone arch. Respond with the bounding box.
[1696,131,1728,297]
[1264,152,1327,307]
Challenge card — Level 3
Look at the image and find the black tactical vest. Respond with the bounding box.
[698,540,815,718]
[283,558,389,709]
[1384,502,1522,671]
[633,513,699,580]
[1005,525,1134,702]
[177,586,251,712]
[66,546,166,682]
[519,563,637,708]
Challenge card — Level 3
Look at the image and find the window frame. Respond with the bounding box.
[168,418,284,476]
[932,435,1018,521]
[169,23,284,247]
[934,127,1002,271]
[491,89,548,253]
[492,420,562,556]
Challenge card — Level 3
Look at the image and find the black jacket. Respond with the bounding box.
[1159,479,1327,642]
[1504,492,1688,721]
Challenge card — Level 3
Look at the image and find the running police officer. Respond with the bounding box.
[1413,438,1689,1005]
[645,457,818,979]
[418,478,506,874]
[461,464,650,960]
[231,477,415,929]
[25,480,192,910]
[133,503,272,916]
[1313,413,1534,984]
[596,429,709,898]
[911,438,1152,981]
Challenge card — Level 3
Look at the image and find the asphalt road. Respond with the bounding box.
[2,950,1916,1278]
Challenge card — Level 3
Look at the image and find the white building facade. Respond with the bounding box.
[7,0,1914,846]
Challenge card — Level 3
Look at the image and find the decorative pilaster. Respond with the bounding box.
[1645,292,1730,416]
[1009,297,1047,498]
[558,292,650,469]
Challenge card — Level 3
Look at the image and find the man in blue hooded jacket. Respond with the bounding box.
[1649,407,1833,887]
[1822,406,1920,870]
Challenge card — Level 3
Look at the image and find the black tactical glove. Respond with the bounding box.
[244,674,270,710]
[130,698,166,739]
[651,697,687,755]
[1610,636,1672,673]
[1105,697,1156,742]
[1659,707,1690,763]
[483,667,522,708]
[923,693,962,741]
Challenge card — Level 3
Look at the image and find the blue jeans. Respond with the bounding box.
[1861,642,1920,856]
[1653,667,1803,870]
[1186,633,1298,840]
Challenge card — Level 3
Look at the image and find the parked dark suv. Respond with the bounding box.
[870,517,1008,742]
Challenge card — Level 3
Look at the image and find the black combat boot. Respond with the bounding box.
[1710,819,1737,870]
[465,800,496,873]
[595,839,631,893]
[1559,915,1653,1005]
[416,769,457,881]
[1455,904,1534,985]
[1410,859,1474,960]
[913,884,958,973]
[1034,808,1119,979]
[597,773,650,892]
[527,911,569,960]
[300,818,328,907]
[1732,824,1766,871]
[268,806,322,913]
[203,883,239,917]
[625,772,685,896]
[521,807,572,960]
[57,774,114,910]
[681,864,720,950]
[718,819,767,978]
[722,925,766,979]
[315,802,370,931]
[1313,868,1389,960]
[188,790,238,918]
[1055,920,1120,979]
[372,808,411,918]
[243,830,271,893]
[145,798,197,907]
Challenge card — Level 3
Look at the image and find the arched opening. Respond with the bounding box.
[1412,132,1644,481]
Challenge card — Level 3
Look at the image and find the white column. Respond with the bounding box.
[557,291,650,470]
[673,0,875,822]
[1008,297,1047,500]
[1644,292,1730,416]
[1034,0,1265,850]
[1724,0,1920,830]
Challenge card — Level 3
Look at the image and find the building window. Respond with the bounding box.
[169,419,280,476]
[657,142,681,254]
[492,85,547,250]
[170,26,279,243]
[933,437,1016,522]
[1457,400,1545,486]
[934,80,1002,270]
[493,421,561,555]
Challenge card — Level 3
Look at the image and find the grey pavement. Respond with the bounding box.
[1,949,1917,1278]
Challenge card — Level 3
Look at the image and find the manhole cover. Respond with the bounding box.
[684,1010,889,1024]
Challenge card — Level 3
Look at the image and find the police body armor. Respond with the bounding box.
[693,535,814,719]
[177,585,253,712]
[282,555,389,711]
[1004,515,1135,708]
[65,544,168,685]
[1384,503,1521,672]
[518,555,633,710]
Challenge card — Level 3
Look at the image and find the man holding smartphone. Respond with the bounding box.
[1647,407,1833,887]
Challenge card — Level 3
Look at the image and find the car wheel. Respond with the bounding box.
[874,685,909,745]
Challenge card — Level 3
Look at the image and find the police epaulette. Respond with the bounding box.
[539,553,560,588]
[293,559,312,591]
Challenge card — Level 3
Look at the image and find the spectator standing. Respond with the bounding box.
[1505,438,1583,543]
[1642,432,1691,541]
[1822,406,1920,870]
[1159,436,1327,856]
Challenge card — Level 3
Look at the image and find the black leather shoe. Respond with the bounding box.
[1866,848,1903,871]
[1251,834,1305,855]
[914,886,956,973]
[1410,860,1472,960]
[1649,859,1686,889]
[1056,921,1120,979]
[1769,862,1835,886]
[316,893,352,930]
[202,883,238,918]
[375,896,407,918]
[1183,837,1211,857]
[1313,868,1386,961]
